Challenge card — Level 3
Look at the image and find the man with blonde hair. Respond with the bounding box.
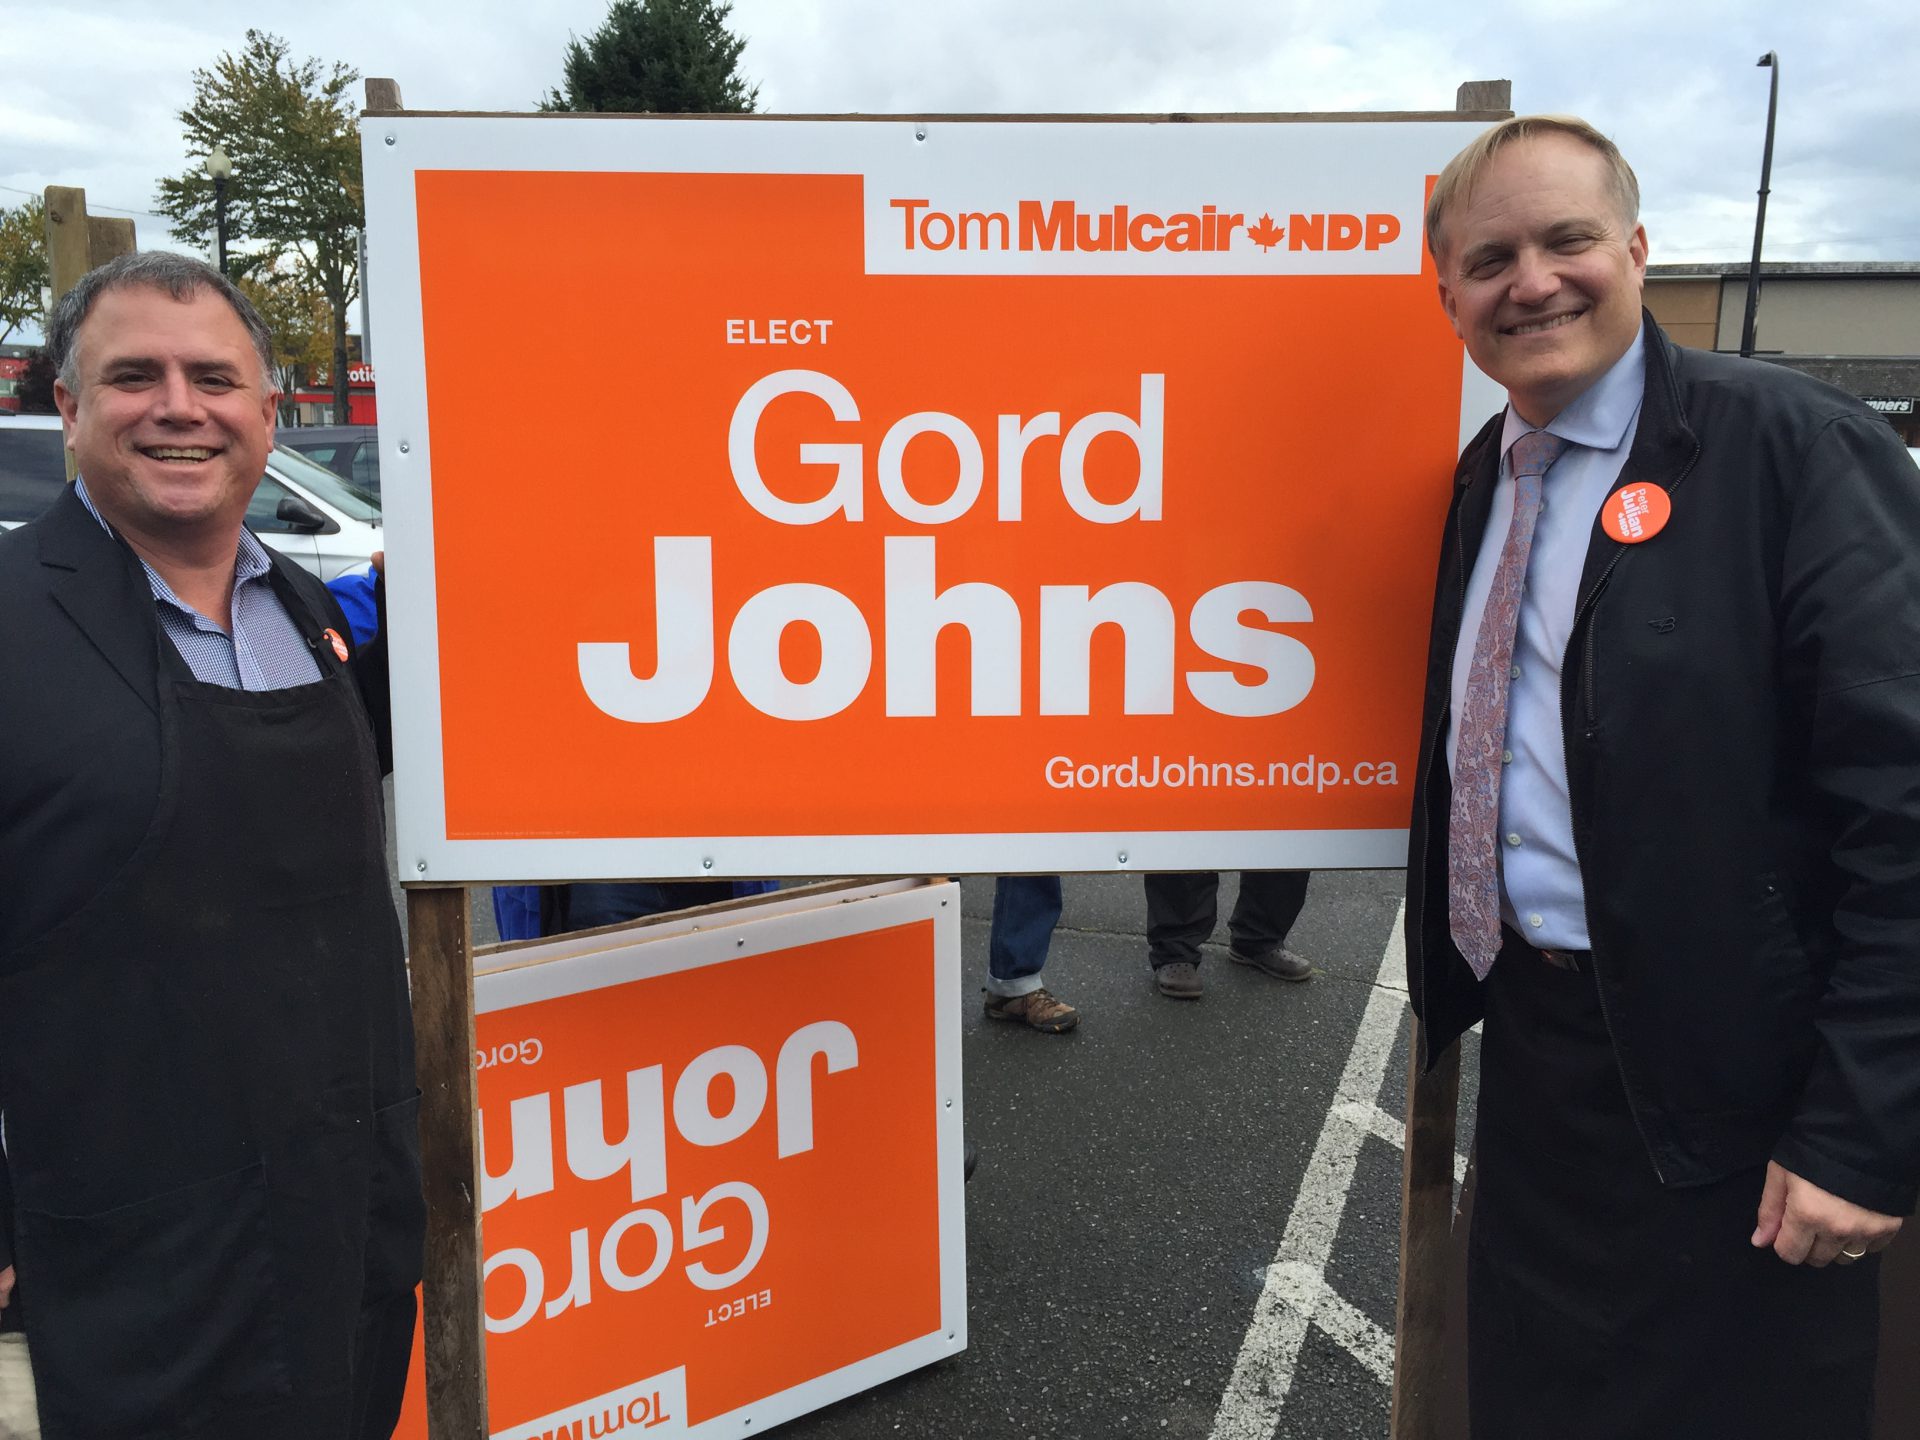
[1404,115,1920,1435]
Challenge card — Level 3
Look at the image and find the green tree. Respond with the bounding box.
[541,0,758,114]
[0,197,50,346]
[153,30,362,422]
[235,260,331,418]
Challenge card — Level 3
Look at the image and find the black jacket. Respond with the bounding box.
[1407,317,1920,1216]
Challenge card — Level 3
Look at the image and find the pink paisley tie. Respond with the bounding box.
[1448,429,1572,979]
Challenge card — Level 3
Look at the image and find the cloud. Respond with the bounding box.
[4,0,1913,268]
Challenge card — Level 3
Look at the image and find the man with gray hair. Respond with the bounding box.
[0,251,422,1438]
[1404,116,1920,1434]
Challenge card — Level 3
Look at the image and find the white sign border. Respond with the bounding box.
[471,879,967,1438]
[360,114,1495,883]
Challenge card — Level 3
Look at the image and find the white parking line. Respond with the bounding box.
[1207,906,1409,1440]
[1313,1288,1395,1385]
[1363,1100,1468,1186]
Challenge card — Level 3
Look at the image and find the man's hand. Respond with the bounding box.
[0,1264,12,1310]
[1752,1160,1903,1266]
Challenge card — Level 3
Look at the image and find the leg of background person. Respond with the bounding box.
[983,876,1077,1032]
[560,879,737,932]
[489,884,544,942]
[1227,870,1311,957]
[0,1333,40,1440]
[986,875,1063,999]
[1143,871,1219,969]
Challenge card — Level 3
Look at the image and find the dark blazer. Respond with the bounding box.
[1405,318,1920,1215]
[0,484,385,1293]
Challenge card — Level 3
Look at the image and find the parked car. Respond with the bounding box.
[0,413,383,582]
[280,424,381,504]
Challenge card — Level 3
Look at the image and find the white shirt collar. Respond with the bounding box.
[1499,330,1647,462]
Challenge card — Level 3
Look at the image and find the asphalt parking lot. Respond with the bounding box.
[814,869,1477,1440]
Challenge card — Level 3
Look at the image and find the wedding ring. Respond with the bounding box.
[1841,1245,1868,1259]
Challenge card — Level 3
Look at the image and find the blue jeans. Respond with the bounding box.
[987,875,1062,998]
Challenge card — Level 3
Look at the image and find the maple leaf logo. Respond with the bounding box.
[1247,213,1285,252]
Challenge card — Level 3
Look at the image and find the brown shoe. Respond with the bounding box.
[984,987,1080,1032]
[1230,946,1314,982]
[1155,960,1203,999]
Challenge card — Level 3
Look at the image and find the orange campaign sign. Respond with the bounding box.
[361,116,1501,881]
[390,880,965,1438]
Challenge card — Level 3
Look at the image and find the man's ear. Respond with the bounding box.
[1436,276,1462,338]
[53,378,79,448]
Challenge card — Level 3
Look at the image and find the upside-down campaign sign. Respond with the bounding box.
[361,116,1499,880]
[392,879,965,1438]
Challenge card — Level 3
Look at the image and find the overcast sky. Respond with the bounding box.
[5,0,1917,321]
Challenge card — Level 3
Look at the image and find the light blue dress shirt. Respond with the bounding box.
[75,476,323,691]
[1447,342,1646,949]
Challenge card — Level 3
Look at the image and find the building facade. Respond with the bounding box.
[1645,261,1920,445]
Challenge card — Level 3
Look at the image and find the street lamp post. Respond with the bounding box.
[206,145,233,277]
[1739,53,1779,359]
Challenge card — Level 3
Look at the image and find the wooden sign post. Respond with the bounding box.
[365,70,487,1434]
[403,884,488,1439]
[42,186,135,481]
[1382,79,1509,1440]
[41,186,134,303]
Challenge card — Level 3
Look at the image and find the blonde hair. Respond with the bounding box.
[1425,115,1640,261]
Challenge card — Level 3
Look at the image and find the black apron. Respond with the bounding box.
[0,583,424,1440]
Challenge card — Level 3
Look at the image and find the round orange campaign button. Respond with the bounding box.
[1601,482,1671,544]
[323,627,350,663]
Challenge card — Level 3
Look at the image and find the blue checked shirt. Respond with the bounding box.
[75,477,323,691]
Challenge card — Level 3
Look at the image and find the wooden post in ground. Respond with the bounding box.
[43,187,137,481]
[1453,79,1512,114]
[42,188,137,302]
[1388,77,1510,1440]
[369,73,488,1436]
[43,188,93,483]
[86,215,135,268]
[405,884,489,1439]
[1390,1022,1461,1440]
[42,187,94,305]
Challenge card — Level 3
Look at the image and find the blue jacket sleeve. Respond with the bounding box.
[326,565,381,649]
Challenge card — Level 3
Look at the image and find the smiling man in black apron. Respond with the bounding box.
[0,251,423,1439]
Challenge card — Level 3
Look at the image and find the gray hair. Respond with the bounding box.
[47,250,277,393]
[1425,114,1641,263]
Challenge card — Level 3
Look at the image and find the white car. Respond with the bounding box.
[0,412,383,582]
